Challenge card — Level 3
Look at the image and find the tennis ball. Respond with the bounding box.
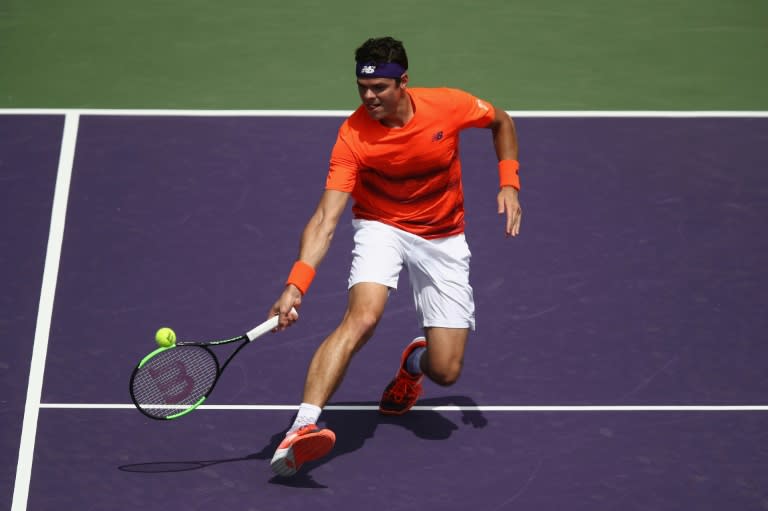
[155,327,176,347]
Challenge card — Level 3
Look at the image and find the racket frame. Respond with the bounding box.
[129,310,292,420]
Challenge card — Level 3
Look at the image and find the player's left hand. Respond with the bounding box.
[497,186,522,237]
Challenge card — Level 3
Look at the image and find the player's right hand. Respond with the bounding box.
[270,286,302,331]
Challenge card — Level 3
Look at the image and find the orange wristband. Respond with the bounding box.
[498,159,520,190]
[286,261,316,295]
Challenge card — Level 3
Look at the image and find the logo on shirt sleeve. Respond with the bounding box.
[431,130,444,142]
[476,99,489,111]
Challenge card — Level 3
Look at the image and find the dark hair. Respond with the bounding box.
[355,37,408,70]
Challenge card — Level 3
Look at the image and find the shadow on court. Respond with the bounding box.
[117,395,487,488]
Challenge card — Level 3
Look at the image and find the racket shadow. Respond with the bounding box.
[117,395,486,489]
[117,456,259,474]
[118,453,328,489]
[260,394,488,486]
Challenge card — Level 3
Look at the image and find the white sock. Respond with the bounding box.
[287,402,322,434]
[405,346,426,376]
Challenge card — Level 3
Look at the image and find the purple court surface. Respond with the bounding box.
[2,113,768,510]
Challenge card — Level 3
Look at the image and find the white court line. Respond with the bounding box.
[0,108,767,117]
[39,403,768,412]
[11,114,80,511]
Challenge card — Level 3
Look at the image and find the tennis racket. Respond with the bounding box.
[129,308,296,420]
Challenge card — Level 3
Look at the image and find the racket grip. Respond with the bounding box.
[246,307,298,341]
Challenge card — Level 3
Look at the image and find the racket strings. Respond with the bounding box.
[131,346,218,419]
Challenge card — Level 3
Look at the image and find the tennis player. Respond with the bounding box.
[268,36,521,476]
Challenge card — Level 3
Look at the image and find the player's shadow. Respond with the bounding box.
[118,395,486,489]
[254,394,488,487]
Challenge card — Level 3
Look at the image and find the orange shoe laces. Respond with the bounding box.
[386,375,419,403]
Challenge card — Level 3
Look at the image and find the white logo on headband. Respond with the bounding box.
[360,65,376,74]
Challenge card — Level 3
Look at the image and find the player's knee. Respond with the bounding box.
[428,361,463,387]
[339,309,381,351]
[350,309,380,336]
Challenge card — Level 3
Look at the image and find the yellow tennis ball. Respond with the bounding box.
[155,327,176,347]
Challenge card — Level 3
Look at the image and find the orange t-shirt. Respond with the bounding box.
[326,87,496,239]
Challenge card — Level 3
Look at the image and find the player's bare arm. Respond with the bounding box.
[487,104,522,237]
[271,189,350,328]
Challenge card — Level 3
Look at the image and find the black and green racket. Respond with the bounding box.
[129,309,296,420]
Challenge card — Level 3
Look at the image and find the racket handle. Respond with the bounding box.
[246,307,298,341]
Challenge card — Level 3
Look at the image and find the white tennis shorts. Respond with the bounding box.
[348,219,476,330]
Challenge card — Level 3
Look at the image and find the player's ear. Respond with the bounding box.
[399,73,409,89]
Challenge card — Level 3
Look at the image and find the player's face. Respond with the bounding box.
[357,76,407,122]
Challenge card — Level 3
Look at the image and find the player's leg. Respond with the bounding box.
[272,220,404,476]
[302,282,389,407]
[420,326,470,386]
[271,283,389,476]
[379,231,475,415]
[305,220,404,407]
[377,328,470,415]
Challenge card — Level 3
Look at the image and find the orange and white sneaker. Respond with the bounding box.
[270,424,336,477]
[379,337,427,415]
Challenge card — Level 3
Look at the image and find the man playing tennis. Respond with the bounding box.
[268,36,521,476]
